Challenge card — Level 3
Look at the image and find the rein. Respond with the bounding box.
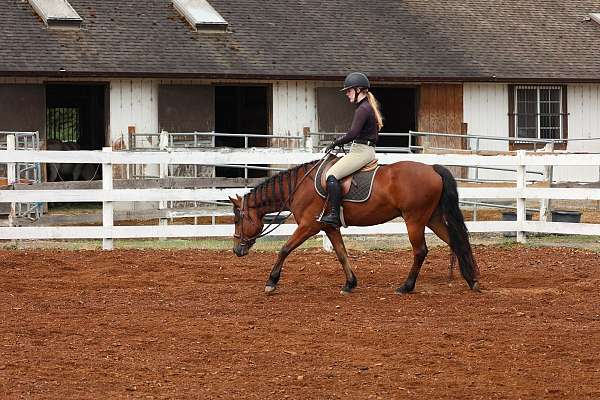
[235,150,336,246]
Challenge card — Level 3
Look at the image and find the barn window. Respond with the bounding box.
[508,85,568,150]
[28,0,82,29]
[172,0,228,32]
[46,107,80,143]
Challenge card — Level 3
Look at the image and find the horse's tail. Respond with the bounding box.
[432,164,480,289]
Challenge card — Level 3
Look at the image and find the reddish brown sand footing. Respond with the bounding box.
[1,246,599,399]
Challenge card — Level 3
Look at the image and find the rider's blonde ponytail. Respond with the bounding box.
[366,91,384,130]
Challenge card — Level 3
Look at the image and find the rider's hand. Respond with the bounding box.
[325,142,337,152]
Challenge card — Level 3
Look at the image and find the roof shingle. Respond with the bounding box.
[1,0,600,81]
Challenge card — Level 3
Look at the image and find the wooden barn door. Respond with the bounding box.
[158,85,214,133]
[417,83,466,177]
[158,84,215,179]
[0,84,46,139]
[316,87,354,147]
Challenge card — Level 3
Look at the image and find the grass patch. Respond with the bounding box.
[2,233,599,252]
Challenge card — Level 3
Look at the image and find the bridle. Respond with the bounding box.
[233,196,265,247]
[233,152,333,247]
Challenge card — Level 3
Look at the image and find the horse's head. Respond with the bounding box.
[230,194,264,257]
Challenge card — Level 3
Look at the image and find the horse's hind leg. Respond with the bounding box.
[427,211,456,281]
[428,210,479,291]
[448,253,457,281]
[324,227,357,294]
[396,222,428,294]
[265,224,319,294]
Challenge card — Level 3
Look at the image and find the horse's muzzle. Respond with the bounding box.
[233,244,249,257]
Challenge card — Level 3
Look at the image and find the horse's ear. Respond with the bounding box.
[236,194,242,201]
[228,196,238,206]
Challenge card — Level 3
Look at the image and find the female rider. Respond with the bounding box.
[320,72,384,227]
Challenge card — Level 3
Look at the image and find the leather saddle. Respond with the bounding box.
[314,156,380,203]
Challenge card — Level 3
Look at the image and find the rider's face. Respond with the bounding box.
[345,88,355,102]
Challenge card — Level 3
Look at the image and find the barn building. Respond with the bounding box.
[1,0,600,183]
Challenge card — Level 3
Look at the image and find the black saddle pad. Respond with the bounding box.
[314,160,380,203]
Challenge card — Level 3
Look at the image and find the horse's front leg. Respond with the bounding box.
[324,227,357,294]
[265,224,319,294]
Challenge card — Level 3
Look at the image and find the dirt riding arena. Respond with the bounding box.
[1,245,599,399]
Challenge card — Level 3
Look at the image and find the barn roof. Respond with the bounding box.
[1,0,600,82]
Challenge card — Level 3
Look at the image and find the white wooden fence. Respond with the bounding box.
[2,142,600,249]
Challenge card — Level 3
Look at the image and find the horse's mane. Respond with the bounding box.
[248,159,320,207]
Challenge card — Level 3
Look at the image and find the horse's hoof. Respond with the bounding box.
[395,285,413,295]
[471,281,481,292]
[264,285,277,294]
[340,289,352,295]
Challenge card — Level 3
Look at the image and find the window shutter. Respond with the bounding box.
[508,85,515,140]
[561,85,568,141]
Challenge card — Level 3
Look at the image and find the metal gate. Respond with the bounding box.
[0,131,43,220]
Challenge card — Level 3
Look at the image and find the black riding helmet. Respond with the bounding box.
[340,72,370,91]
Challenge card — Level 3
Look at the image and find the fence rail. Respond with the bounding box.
[2,143,600,249]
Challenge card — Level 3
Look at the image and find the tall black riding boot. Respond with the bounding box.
[320,176,342,227]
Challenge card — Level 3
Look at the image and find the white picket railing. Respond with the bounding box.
[2,144,600,249]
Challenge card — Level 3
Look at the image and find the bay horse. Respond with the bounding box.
[230,156,480,294]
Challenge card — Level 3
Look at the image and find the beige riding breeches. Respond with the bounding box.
[326,143,376,180]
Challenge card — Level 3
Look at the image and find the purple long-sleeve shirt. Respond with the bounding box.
[334,98,379,146]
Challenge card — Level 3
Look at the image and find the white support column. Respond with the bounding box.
[158,130,169,240]
[102,147,114,250]
[516,150,527,243]
[7,135,16,228]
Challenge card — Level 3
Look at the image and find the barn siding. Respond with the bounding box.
[0,76,330,144]
[109,79,159,147]
[1,77,598,184]
[555,84,600,182]
[463,83,600,182]
[463,83,512,181]
[272,80,318,137]
[463,84,509,152]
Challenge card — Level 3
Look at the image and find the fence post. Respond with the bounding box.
[472,137,481,221]
[539,142,554,222]
[158,131,169,240]
[102,147,114,250]
[516,150,527,243]
[7,135,16,229]
[303,127,313,152]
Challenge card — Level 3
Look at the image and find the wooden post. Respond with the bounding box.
[7,135,16,229]
[158,130,169,240]
[516,150,527,243]
[539,142,554,222]
[127,126,136,149]
[102,147,114,250]
[127,126,136,179]
[303,127,313,152]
